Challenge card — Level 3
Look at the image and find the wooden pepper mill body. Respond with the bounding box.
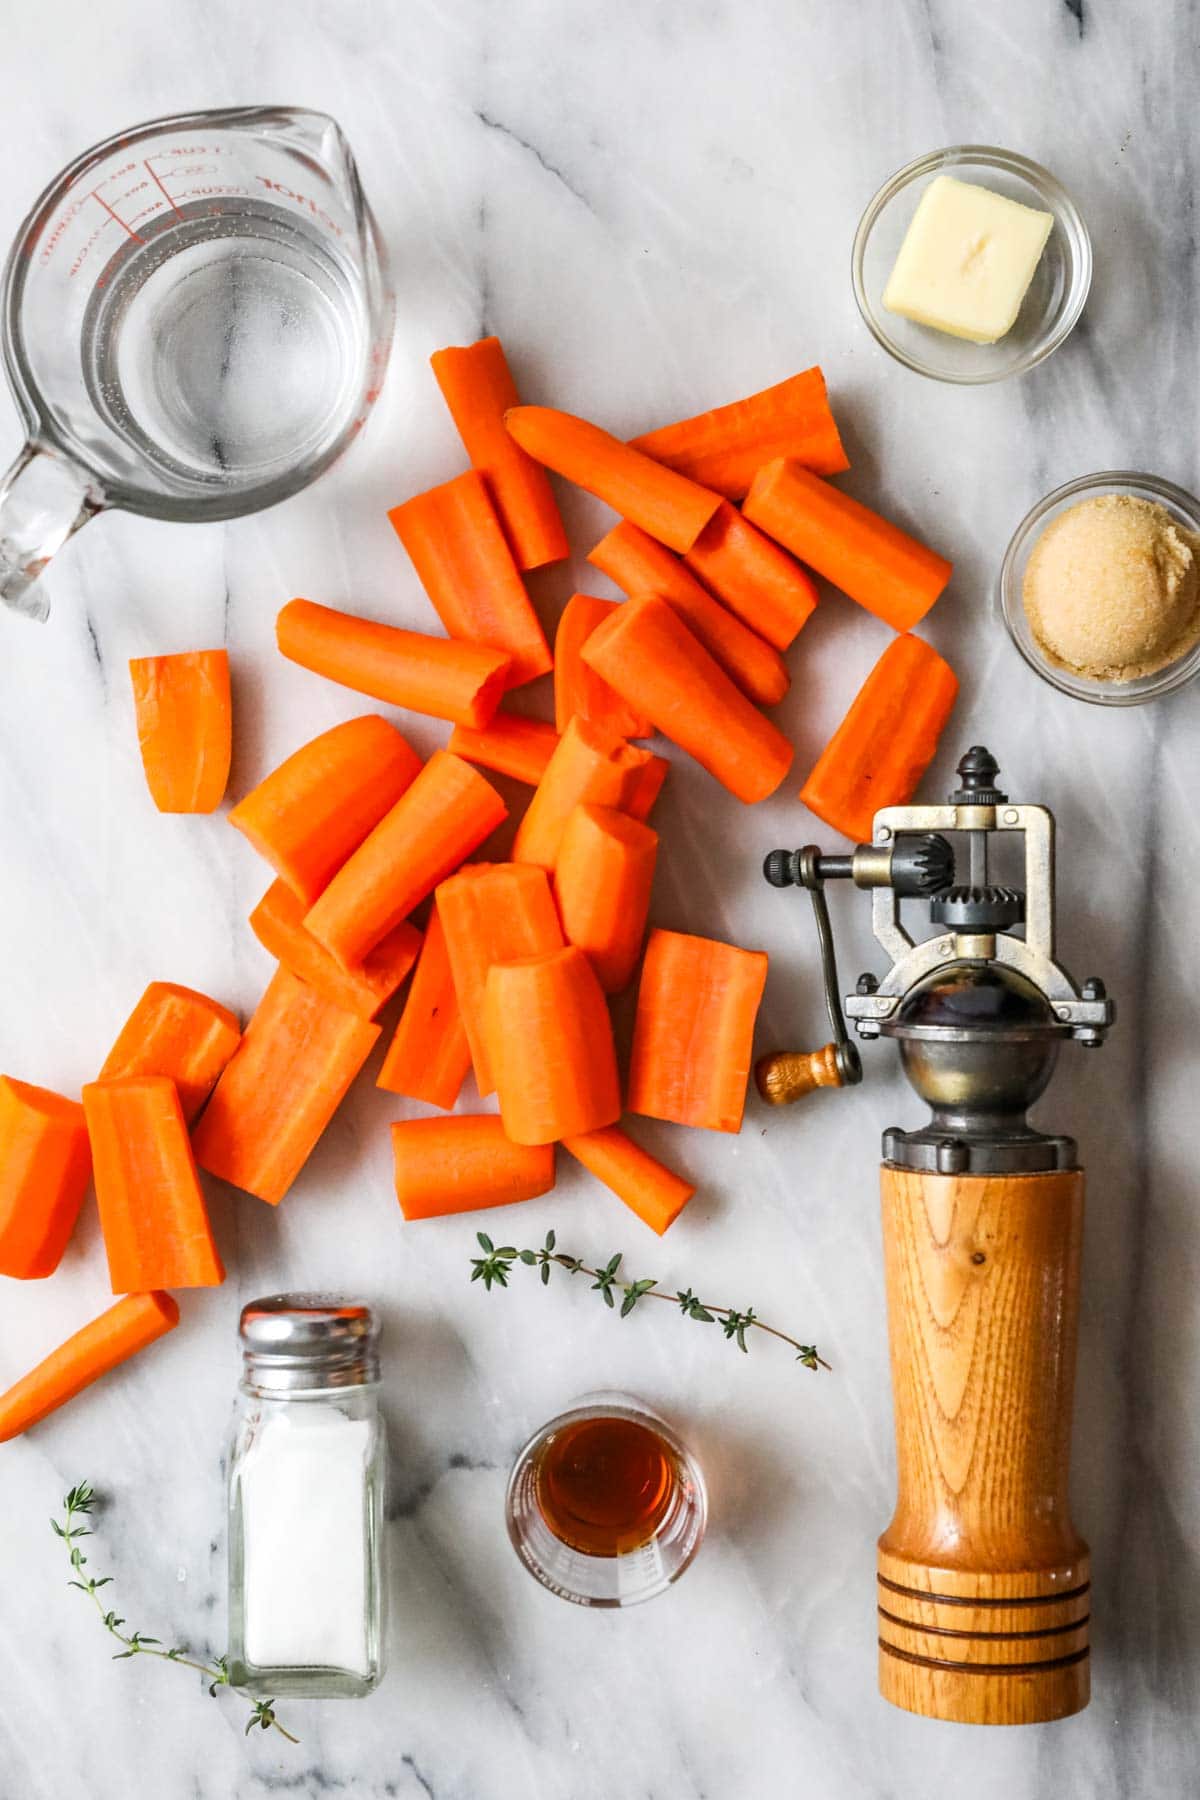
[877,1164,1089,1725]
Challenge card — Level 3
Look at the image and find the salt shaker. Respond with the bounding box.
[227,1295,387,1698]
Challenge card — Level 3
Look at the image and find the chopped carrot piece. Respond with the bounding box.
[485,946,621,1144]
[588,521,790,707]
[391,1115,556,1219]
[192,967,380,1205]
[505,405,722,553]
[377,902,471,1110]
[83,1076,224,1292]
[512,715,653,871]
[250,881,421,1020]
[0,1076,91,1279]
[430,337,569,570]
[389,469,552,688]
[553,804,658,993]
[580,596,793,804]
[628,928,768,1133]
[626,753,670,822]
[744,459,953,633]
[229,715,422,907]
[437,863,564,1096]
[685,502,818,652]
[448,714,560,787]
[129,650,232,813]
[276,599,511,727]
[800,634,959,841]
[554,594,651,738]
[0,1292,179,1443]
[563,1124,695,1234]
[628,366,849,497]
[305,751,507,967]
[100,981,241,1124]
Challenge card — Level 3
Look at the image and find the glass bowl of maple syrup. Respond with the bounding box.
[505,1392,707,1606]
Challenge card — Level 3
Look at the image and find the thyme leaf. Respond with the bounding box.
[53,1482,298,1746]
[469,1244,830,1371]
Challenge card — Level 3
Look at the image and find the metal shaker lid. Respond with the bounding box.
[239,1294,380,1393]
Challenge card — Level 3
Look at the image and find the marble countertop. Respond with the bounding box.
[2,2,1198,1796]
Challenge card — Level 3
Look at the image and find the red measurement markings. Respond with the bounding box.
[255,175,345,236]
[39,194,88,265]
[68,220,109,278]
[89,186,145,245]
[143,157,183,219]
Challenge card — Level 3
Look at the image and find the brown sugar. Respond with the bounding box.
[1023,493,1200,682]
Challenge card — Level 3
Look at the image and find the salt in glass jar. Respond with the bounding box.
[227,1295,387,1698]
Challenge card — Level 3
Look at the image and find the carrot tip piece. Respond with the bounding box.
[129,650,232,813]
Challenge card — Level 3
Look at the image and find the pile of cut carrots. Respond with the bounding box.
[1,335,961,1443]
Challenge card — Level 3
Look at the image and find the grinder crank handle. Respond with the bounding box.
[876,1164,1090,1726]
[754,835,953,1106]
[756,850,861,1104]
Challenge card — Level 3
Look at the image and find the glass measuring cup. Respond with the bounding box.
[0,106,393,619]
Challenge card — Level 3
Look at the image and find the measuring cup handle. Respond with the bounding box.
[0,444,102,622]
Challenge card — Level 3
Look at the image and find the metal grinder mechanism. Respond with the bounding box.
[759,746,1113,1725]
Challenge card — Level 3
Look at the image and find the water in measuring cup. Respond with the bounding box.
[82,200,368,500]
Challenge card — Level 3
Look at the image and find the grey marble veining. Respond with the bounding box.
[1,2,1198,1796]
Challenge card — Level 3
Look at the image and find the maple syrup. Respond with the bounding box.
[534,1414,677,1556]
[506,1396,707,1604]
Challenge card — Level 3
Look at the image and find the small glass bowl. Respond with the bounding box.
[505,1393,707,1608]
[999,470,1200,706]
[852,145,1091,383]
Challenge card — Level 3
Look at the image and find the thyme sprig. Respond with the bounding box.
[53,1482,298,1746]
[470,1231,830,1371]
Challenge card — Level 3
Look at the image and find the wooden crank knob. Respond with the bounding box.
[755,1042,846,1105]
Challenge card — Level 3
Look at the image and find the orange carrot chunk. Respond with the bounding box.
[628,366,849,498]
[0,1077,92,1279]
[588,521,790,707]
[305,751,508,967]
[628,928,768,1134]
[563,1124,695,1235]
[512,715,653,871]
[192,967,380,1206]
[553,804,658,994]
[485,946,621,1145]
[250,881,421,1021]
[554,594,651,739]
[0,1291,179,1443]
[391,1115,556,1219]
[626,753,670,822]
[448,714,560,787]
[83,1077,224,1293]
[229,715,422,907]
[377,902,471,1110]
[437,863,564,1096]
[100,982,241,1124]
[744,459,953,633]
[581,597,793,804]
[800,634,959,842]
[276,599,511,728]
[685,501,818,652]
[430,337,569,570]
[388,469,552,688]
[129,650,232,814]
[505,405,722,553]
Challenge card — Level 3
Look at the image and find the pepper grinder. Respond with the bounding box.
[758,747,1113,1725]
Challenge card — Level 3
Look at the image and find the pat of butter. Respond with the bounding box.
[882,175,1054,345]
